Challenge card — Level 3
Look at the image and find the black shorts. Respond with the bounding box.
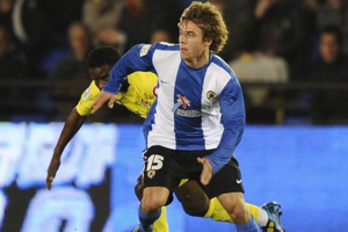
[142,146,211,190]
[202,156,245,199]
[142,146,244,200]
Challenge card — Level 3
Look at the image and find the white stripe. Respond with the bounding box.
[201,63,231,149]
[147,50,181,149]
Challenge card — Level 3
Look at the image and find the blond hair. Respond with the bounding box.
[178,1,228,53]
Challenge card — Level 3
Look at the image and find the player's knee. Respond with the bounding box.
[229,204,249,224]
[141,198,163,215]
[182,201,208,217]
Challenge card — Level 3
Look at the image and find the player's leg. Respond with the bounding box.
[174,173,259,231]
[204,198,266,224]
[174,174,267,227]
[202,156,259,231]
[217,191,260,231]
[135,175,169,232]
[135,146,181,232]
[137,187,169,232]
[175,179,210,216]
[206,156,285,231]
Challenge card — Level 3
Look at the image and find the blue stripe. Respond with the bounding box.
[173,60,209,150]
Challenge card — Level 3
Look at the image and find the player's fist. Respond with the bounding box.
[197,157,212,186]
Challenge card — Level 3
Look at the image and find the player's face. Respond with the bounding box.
[179,20,211,68]
[89,64,112,90]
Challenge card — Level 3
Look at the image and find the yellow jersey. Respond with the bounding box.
[76,71,158,118]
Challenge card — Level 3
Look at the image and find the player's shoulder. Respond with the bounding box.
[136,43,179,58]
[210,54,237,80]
[80,81,100,102]
[152,42,179,51]
[89,81,101,95]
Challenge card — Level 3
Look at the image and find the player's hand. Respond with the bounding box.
[46,156,61,190]
[197,157,212,186]
[90,91,117,114]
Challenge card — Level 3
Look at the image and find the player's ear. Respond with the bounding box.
[204,37,213,47]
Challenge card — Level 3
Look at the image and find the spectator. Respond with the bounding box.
[306,26,348,124]
[210,0,254,61]
[252,0,315,80]
[0,25,36,120]
[41,0,84,49]
[50,23,92,81]
[0,0,13,35]
[150,28,172,43]
[99,0,174,52]
[10,0,51,77]
[0,25,29,80]
[316,0,348,55]
[82,0,125,44]
[230,23,289,124]
[49,23,93,118]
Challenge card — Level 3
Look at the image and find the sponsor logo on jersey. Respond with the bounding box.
[172,94,191,113]
[172,94,202,117]
[176,109,202,117]
[176,94,191,109]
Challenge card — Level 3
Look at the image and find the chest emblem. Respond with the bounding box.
[206,90,218,102]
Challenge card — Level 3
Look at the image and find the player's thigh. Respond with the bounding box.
[143,146,180,190]
[217,191,250,224]
[135,172,174,205]
[175,179,210,216]
[217,191,246,213]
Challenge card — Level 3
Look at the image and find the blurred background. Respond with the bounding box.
[1,0,348,125]
[1,0,348,231]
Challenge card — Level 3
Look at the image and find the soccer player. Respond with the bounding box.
[90,2,285,232]
[46,46,284,232]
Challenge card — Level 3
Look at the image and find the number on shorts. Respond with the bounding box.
[146,154,164,171]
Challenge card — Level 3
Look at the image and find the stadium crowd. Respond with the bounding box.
[1,0,348,124]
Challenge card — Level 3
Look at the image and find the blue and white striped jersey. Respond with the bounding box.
[104,43,246,173]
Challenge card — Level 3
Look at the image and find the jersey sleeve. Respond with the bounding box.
[76,81,100,116]
[205,78,246,174]
[103,44,157,94]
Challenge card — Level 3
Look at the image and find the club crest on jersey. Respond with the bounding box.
[140,44,151,57]
[172,94,191,112]
[147,170,156,179]
[206,90,218,101]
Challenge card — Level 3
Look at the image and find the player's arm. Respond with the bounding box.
[205,78,246,175]
[46,81,99,189]
[46,109,87,190]
[91,44,156,113]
